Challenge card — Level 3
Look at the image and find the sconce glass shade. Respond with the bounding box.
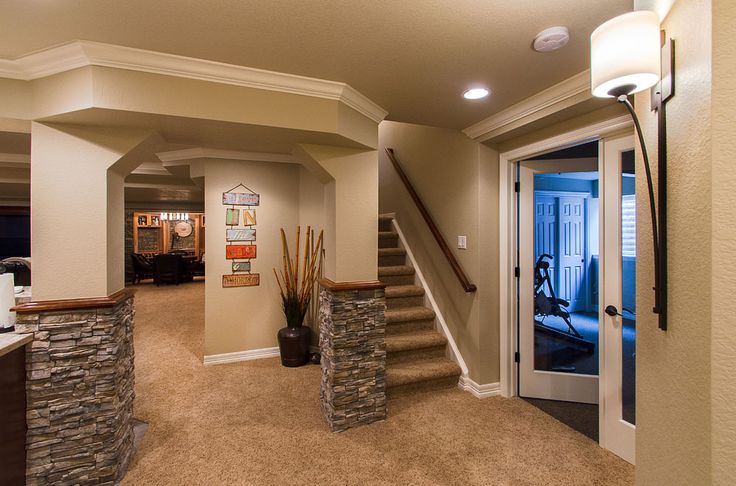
[591,11,661,98]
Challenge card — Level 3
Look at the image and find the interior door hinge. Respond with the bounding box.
[514,266,520,278]
[514,181,520,193]
[514,351,520,363]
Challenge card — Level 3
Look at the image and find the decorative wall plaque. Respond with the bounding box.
[232,261,251,272]
[222,182,260,287]
[226,228,256,242]
[222,274,260,287]
[222,192,260,206]
[225,208,240,226]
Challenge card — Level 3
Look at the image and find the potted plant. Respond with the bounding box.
[273,226,323,367]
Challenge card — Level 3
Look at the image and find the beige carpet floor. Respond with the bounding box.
[123,281,634,486]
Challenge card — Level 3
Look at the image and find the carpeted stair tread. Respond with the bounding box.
[386,306,435,323]
[386,330,447,353]
[378,265,415,276]
[378,214,394,223]
[386,358,461,388]
[378,248,406,256]
[378,231,398,239]
[385,285,425,299]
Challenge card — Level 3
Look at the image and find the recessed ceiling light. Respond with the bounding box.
[533,26,570,52]
[463,88,490,100]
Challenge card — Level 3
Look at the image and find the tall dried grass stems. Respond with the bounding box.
[273,226,324,327]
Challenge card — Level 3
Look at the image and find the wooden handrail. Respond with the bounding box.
[385,148,477,293]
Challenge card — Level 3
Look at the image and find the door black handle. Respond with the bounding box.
[605,305,623,317]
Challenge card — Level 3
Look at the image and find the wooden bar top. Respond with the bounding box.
[0,332,32,358]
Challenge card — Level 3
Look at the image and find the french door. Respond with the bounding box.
[518,161,598,404]
[600,134,636,464]
[516,134,636,464]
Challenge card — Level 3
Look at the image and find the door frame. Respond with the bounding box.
[498,114,632,399]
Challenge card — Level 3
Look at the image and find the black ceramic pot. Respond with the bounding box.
[277,325,311,367]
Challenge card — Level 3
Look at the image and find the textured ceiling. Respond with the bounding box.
[0,0,631,129]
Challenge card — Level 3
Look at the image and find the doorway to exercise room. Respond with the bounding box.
[515,138,637,464]
[518,142,600,441]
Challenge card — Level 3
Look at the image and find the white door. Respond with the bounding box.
[518,161,598,404]
[600,134,636,464]
[558,195,587,312]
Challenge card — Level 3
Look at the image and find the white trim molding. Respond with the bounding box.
[463,70,592,142]
[157,147,295,164]
[391,218,469,377]
[0,40,389,123]
[458,376,501,399]
[203,346,280,366]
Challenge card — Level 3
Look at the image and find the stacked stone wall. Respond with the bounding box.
[14,297,135,485]
[319,287,386,432]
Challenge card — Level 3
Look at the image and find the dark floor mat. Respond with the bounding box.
[522,397,599,442]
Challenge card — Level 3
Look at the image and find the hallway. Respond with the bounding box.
[124,282,633,485]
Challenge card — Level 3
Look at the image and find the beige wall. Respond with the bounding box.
[379,121,498,383]
[710,1,736,482]
[294,144,378,282]
[204,159,301,356]
[633,0,717,483]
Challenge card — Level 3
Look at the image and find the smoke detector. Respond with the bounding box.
[533,26,570,52]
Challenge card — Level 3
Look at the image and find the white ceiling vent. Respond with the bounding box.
[533,26,570,52]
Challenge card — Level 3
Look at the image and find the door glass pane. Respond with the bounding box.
[621,150,636,425]
[533,171,599,375]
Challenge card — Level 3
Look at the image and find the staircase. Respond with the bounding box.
[378,215,462,396]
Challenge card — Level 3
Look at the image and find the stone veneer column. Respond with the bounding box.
[13,290,136,485]
[318,279,386,432]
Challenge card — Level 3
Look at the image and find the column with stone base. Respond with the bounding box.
[13,290,136,485]
[318,279,386,432]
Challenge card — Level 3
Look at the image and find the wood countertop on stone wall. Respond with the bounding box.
[0,332,32,358]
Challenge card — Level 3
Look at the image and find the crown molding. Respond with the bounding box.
[463,70,592,142]
[0,41,389,124]
[156,147,295,164]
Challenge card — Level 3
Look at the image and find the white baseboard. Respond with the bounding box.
[458,376,501,399]
[203,346,280,365]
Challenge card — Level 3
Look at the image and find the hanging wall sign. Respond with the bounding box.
[222,192,260,206]
[226,228,256,242]
[225,244,257,259]
[225,208,240,225]
[232,261,251,272]
[222,274,260,288]
[222,182,260,287]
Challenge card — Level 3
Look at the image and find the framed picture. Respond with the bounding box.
[150,215,160,226]
[137,215,148,226]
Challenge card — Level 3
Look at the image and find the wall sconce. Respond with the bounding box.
[591,10,674,331]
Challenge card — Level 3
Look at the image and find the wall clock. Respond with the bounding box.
[174,221,193,237]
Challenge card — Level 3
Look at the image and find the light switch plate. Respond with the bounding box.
[457,235,467,249]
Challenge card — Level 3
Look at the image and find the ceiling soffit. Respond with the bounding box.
[0,41,388,124]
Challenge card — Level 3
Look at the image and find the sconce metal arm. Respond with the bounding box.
[617,95,666,330]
